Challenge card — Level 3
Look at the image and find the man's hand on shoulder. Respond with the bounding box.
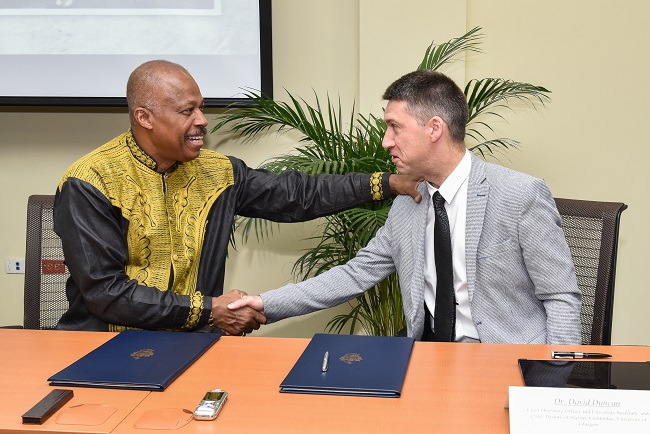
[388,174,423,203]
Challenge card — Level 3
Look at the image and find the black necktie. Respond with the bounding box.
[432,191,456,342]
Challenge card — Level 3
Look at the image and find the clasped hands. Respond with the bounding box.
[211,290,265,336]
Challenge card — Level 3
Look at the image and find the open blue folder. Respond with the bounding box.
[280,333,415,397]
[48,330,219,391]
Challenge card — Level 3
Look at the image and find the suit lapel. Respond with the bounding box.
[404,182,429,328]
[465,154,489,302]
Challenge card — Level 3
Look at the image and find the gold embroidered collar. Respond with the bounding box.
[125,130,179,173]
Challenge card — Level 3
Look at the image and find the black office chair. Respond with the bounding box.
[554,198,627,346]
[23,194,69,330]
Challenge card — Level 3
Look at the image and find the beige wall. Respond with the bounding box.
[466,0,650,345]
[1,0,647,344]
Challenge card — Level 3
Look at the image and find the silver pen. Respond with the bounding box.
[321,351,329,372]
[552,351,612,359]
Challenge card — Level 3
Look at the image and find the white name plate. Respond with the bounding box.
[509,386,650,434]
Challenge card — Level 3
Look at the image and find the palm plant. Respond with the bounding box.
[211,26,550,336]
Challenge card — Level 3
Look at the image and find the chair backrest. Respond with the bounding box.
[23,194,69,329]
[554,198,627,346]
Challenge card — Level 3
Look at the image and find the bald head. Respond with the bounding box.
[126,60,193,123]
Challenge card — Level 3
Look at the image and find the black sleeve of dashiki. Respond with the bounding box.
[227,156,393,221]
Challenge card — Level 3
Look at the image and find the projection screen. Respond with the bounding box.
[0,0,272,107]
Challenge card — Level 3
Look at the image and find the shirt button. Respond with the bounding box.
[172,254,179,261]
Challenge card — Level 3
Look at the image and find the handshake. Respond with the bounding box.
[210,290,265,336]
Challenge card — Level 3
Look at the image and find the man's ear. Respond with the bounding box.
[427,116,444,142]
[134,107,154,130]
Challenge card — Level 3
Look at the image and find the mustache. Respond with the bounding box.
[187,127,208,136]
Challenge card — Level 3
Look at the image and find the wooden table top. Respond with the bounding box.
[1,329,648,434]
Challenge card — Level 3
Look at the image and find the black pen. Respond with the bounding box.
[321,351,329,372]
[552,351,612,359]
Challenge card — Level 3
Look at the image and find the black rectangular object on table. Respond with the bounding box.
[518,359,650,390]
[22,389,73,424]
[48,330,220,391]
[280,333,415,397]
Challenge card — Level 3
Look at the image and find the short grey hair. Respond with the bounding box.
[383,70,468,143]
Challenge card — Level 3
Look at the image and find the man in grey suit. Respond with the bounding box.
[228,70,582,344]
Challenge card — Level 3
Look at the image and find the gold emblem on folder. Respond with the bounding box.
[131,349,154,360]
[339,353,363,364]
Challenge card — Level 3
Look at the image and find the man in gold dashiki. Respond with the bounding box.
[53,60,420,335]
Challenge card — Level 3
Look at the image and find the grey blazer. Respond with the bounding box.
[262,154,582,344]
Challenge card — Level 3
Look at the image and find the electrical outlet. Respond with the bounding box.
[5,259,25,274]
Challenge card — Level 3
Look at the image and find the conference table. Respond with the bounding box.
[1,329,648,433]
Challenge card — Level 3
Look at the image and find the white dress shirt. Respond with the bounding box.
[423,149,480,342]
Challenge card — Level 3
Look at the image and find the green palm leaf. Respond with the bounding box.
[327,274,404,336]
[292,205,390,277]
[418,26,483,71]
[465,78,550,123]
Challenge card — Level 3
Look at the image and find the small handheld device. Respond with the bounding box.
[193,389,228,421]
[22,389,74,424]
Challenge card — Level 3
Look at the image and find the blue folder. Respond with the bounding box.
[280,333,415,397]
[48,330,219,391]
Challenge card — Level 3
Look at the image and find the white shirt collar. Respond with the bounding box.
[425,149,471,204]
